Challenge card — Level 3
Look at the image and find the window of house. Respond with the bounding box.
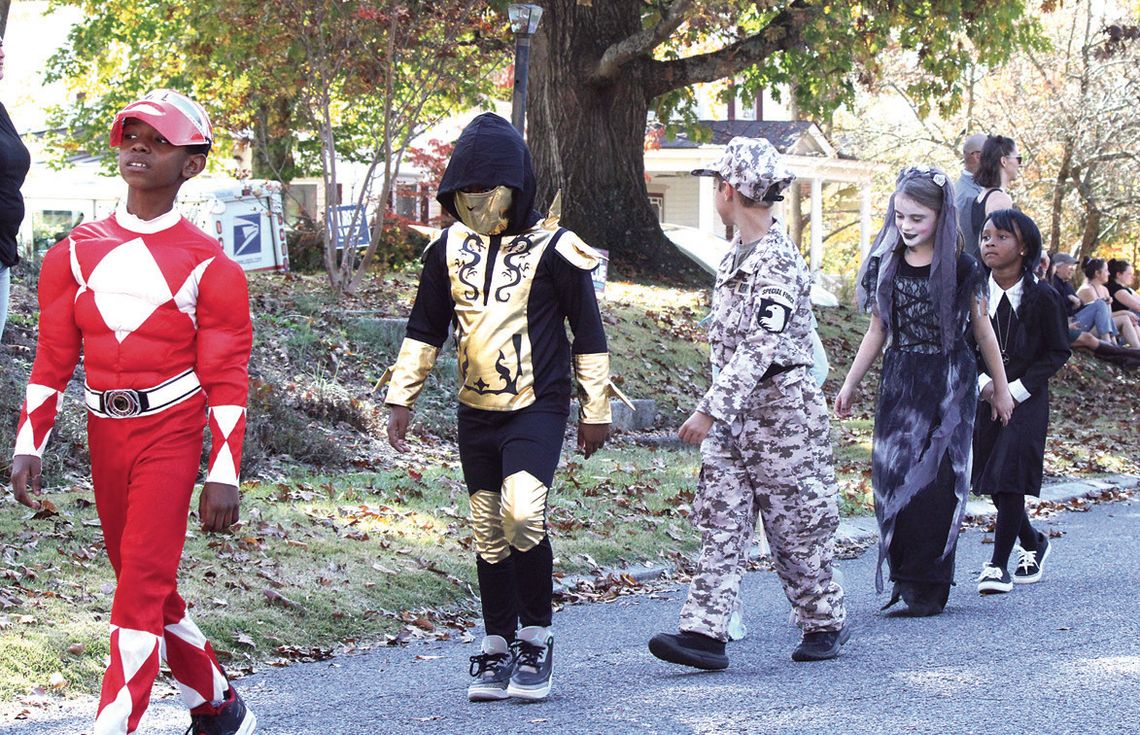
[648,193,665,222]
[395,183,419,220]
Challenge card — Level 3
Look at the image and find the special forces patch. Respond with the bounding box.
[757,285,794,333]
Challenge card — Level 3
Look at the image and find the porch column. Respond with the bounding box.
[698,175,716,234]
[809,177,823,272]
[860,183,873,256]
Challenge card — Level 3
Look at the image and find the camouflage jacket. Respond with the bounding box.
[697,221,814,423]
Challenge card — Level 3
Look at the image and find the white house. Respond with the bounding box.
[646,118,879,272]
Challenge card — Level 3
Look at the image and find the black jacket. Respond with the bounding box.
[978,277,1071,394]
[971,276,1071,496]
[0,102,31,268]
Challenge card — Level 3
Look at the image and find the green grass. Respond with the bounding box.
[603,282,712,426]
[0,445,700,701]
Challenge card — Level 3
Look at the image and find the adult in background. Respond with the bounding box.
[1050,252,1118,342]
[0,34,32,341]
[1107,259,1140,319]
[954,133,986,236]
[961,135,1020,257]
[1078,257,1140,348]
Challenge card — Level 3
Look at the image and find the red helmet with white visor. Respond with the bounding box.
[109,89,213,151]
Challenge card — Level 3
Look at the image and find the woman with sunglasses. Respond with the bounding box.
[961,135,1021,257]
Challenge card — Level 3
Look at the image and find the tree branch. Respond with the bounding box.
[595,0,696,81]
[641,4,818,99]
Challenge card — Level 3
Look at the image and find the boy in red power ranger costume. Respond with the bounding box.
[8,90,256,735]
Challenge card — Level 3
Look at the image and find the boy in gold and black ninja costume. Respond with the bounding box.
[382,113,617,702]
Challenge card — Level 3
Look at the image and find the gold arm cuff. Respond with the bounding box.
[384,338,440,408]
[372,366,393,393]
[574,352,612,424]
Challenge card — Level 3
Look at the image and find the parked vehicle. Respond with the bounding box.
[180,179,289,272]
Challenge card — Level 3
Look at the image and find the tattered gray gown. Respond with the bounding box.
[868,255,982,610]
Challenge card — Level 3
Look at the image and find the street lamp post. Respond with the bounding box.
[508,3,543,135]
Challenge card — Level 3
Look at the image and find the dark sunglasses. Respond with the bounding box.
[1006,154,1023,164]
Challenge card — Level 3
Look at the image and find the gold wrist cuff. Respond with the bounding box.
[574,353,614,424]
[381,338,440,408]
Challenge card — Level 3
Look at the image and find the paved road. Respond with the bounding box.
[5,498,1138,735]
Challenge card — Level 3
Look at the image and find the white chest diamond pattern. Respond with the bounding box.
[79,238,203,343]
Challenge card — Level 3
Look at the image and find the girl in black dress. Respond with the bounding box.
[972,209,1071,594]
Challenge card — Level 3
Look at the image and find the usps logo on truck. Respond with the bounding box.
[233,214,264,257]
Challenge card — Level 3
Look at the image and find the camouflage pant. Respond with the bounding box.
[679,369,846,641]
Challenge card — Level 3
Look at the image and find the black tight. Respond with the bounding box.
[991,493,1039,569]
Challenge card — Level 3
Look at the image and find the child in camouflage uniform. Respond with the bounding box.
[649,137,848,669]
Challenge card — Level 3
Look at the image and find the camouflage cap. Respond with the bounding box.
[691,136,795,201]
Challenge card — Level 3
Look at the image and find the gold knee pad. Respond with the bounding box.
[500,471,548,552]
[469,490,510,564]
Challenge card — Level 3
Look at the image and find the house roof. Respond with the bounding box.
[659,119,837,158]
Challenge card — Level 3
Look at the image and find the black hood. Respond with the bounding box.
[437,112,541,235]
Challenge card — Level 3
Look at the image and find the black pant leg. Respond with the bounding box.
[458,408,518,639]
[500,407,567,629]
[991,493,1027,569]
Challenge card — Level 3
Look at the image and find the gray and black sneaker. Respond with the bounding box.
[506,626,553,701]
[977,563,1013,594]
[467,635,516,701]
[185,688,257,735]
[1013,534,1051,584]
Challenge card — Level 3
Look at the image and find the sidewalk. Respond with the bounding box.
[554,473,1139,594]
[834,472,1139,545]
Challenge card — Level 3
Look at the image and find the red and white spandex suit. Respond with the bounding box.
[15,203,252,734]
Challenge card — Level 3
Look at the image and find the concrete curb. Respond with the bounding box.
[554,474,1140,596]
[838,473,1139,547]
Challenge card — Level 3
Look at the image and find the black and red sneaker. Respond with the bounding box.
[185,688,257,735]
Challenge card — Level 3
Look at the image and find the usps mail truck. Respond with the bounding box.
[179,179,290,272]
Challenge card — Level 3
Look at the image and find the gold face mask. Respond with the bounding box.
[454,186,513,235]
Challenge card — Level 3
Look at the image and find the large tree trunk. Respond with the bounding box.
[528,1,695,279]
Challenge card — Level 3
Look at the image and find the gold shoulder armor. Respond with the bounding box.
[554,232,604,271]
